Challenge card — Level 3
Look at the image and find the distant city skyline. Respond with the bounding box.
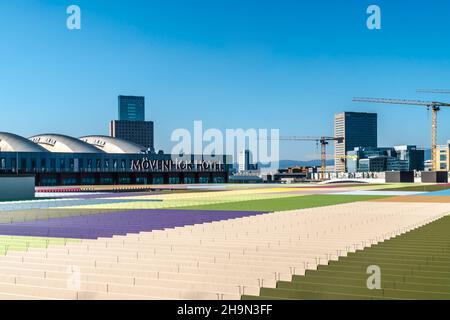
[1,1,450,160]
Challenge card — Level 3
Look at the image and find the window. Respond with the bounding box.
[100,177,113,184]
[81,177,95,185]
[153,177,164,184]
[213,177,224,183]
[169,177,180,184]
[62,177,77,186]
[20,158,27,170]
[42,178,57,186]
[136,177,147,184]
[119,177,131,184]
[199,177,209,183]
[184,177,196,184]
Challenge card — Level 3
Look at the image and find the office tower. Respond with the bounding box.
[118,95,145,121]
[334,112,377,172]
[239,150,252,172]
[110,95,154,151]
[110,120,154,151]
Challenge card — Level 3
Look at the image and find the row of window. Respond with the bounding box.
[0,157,128,171]
[41,176,222,186]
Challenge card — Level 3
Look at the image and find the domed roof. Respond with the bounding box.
[0,132,48,152]
[80,136,147,154]
[30,134,103,153]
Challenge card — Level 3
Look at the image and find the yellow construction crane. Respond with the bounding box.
[276,136,344,181]
[336,154,358,161]
[353,97,450,172]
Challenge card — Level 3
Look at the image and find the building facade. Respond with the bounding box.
[238,150,251,172]
[118,95,145,121]
[111,95,155,151]
[435,144,449,171]
[334,112,378,172]
[110,120,154,151]
[394,145,425,171]
[0,133,231,186]
[347,145,424,173]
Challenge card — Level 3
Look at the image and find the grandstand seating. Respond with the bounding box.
[243,214,450,300]
[0,201,448,300]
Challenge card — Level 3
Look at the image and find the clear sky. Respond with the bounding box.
[1,0,450,160]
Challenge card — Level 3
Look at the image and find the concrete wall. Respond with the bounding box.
[421,171,449,184]
[0,176,35,200]
[385,171,415,183]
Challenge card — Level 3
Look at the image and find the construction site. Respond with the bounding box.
[236,89,450,185]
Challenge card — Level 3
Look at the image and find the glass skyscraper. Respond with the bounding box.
[118,95,145,121]
[334,112,378,172]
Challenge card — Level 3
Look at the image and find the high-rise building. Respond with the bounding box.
[334,112,377,172]
[110,95,154,151]
[110,120,154,151]
[118,95,145,121]
[238,150,251,172]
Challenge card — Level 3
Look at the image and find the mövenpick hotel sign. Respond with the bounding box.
[131,158,225,172]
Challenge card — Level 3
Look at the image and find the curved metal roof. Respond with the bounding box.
[80,135,147,154]
[30,134,103,153]
[0,132,49,153]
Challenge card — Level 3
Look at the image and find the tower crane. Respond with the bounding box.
[276,136,344,181]
[417,89,450,94]
[353,97,450,171]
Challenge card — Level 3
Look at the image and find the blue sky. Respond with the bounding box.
[1,0,450,160]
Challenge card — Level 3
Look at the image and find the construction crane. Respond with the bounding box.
[417,89,450,94]
[276,136,344,181]
[353,97,450,171]
[336,154,358,161]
